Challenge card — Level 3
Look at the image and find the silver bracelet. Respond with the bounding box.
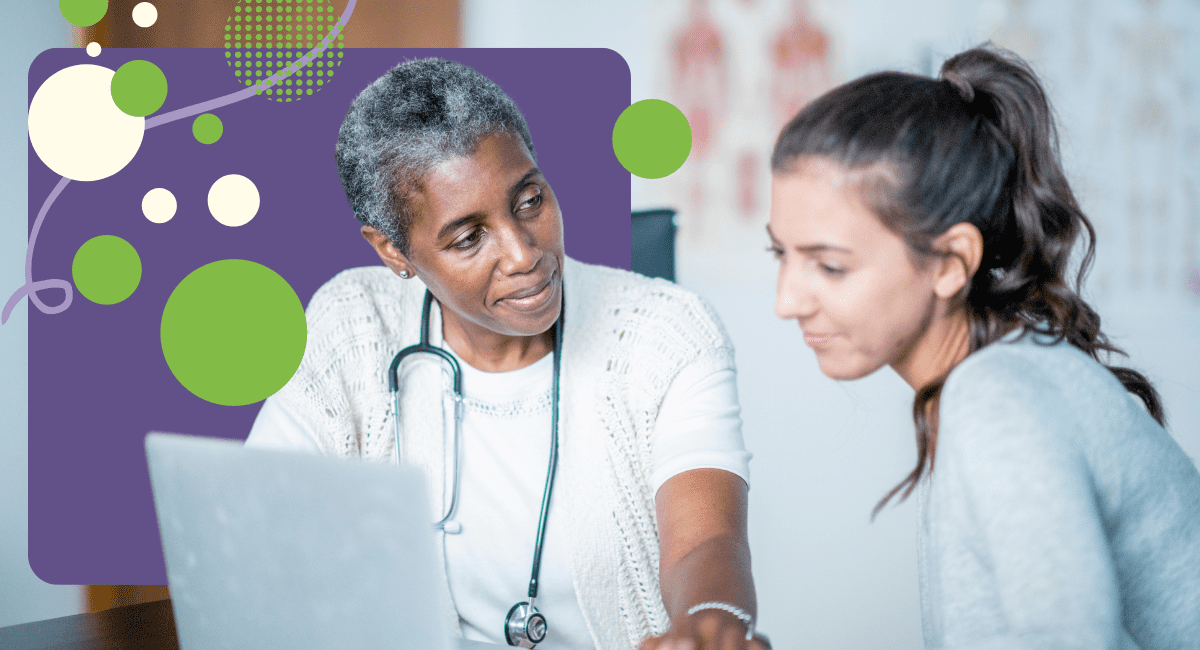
[686,601,754,641]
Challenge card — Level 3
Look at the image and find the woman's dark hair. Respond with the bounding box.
[335,58,536,254]
[771,44,1166,518]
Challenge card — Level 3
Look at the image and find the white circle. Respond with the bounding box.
[208,175,260,227]
[132,3,158,28]
[28,65,144,182]
[86,42,101,57]
[142,188,177,223]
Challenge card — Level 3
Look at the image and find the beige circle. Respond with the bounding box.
[28,64,144,182]
[86,42,101,57]
[142,187,177,223]
[132,2,158,28]
[207,174,260,227]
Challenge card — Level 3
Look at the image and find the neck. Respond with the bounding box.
[891,310,972,391]
[440,308,555,373]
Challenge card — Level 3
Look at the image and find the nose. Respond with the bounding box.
[774,263,817,321]
[496,215,540,276]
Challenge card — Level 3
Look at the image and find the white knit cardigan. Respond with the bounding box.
[272,256,736,650]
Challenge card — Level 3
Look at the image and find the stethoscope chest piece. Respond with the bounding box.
[505,601,547,648]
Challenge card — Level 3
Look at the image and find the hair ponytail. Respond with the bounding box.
[773,44,1165,519]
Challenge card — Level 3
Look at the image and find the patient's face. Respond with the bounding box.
[768,157,939,381]
[402,132,565,339]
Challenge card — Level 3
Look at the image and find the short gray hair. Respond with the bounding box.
[334,58,537,254]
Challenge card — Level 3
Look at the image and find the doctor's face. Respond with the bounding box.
[389,132,565,339]
[769,157,940,381]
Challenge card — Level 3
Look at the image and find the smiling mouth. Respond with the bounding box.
[499,270,558,309]
[803,333,837,348]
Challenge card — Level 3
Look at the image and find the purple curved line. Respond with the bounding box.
[3,176,72,324]
[3,0,359,324]
[145,88,255,130]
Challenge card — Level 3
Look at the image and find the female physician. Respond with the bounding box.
[246,58,769,650]
[766,45,1200,647]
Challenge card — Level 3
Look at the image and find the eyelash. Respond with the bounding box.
[452,229,483,250]
[451,189,544,250]
[518,189,543,212]
[765,246,846,276]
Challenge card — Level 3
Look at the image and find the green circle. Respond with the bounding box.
[160,260,307,406]
[611,99,693,179]
[111,60,168,117]
[59,0,107,27]
[192,113,223,144]
[72,235,141,305]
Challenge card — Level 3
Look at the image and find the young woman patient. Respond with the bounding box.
[767,45,1200,648]
[247,58,768,650]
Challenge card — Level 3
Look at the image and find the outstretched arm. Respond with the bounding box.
[641,468,769,650]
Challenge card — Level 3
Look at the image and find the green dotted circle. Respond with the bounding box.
[160,260,307,406]
[72,235,141,305]
[59,0,108,27]
[612,99,693,179]
[111,60,168,117]
[224,0,343,102]
[192,113,223,144]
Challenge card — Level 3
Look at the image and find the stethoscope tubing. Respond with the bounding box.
[386,287,563,602]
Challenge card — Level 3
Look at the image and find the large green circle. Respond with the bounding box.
[111,60,169,117]
[612,99,693,179]
[72,235,141,305]
[60,0,108,27]
[192,113,224,144]
[160,260,307,406]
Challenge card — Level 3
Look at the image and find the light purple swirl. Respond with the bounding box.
[2,0,357,324]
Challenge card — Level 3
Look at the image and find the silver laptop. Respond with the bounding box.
[146,432,503,650]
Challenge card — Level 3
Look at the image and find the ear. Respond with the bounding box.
[931,222,983,299]
[361,225,416,279]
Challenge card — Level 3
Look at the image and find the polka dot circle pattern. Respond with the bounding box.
[223,0,343,103]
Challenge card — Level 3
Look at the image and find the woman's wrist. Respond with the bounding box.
[686,601,755,641]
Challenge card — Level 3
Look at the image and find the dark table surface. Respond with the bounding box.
[0,599,179,650]
[0,599,505,649]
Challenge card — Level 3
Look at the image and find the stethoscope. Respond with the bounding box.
[387,289,562,649]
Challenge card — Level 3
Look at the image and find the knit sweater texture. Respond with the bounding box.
[272,257,737,650]
[919,329,1200,649]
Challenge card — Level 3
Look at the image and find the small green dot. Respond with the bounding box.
[192,113,223,144]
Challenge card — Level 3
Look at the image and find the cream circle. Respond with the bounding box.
[142,188,177,223]
[132,3,158,28]
[207,174,260,227]
[28,64,144,182]
[86,42,101,57]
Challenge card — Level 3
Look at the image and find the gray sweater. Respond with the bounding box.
[918,329,1200,649]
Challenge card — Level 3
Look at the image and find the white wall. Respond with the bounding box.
[0,2,84,628]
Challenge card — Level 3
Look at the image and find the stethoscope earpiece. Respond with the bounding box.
[505,602,548,648]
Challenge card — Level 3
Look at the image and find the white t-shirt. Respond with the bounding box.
[247,342,750,649]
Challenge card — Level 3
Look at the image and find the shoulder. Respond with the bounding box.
[943,330,1101,412]
[302,266,423,349]
[940,333,1087,449]
[305,266,414,322]
[938,330,1146,471]
[283,266,421,398]
[564,257,731,352]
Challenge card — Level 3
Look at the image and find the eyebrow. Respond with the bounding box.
[436,167,543,241]
[765,224,851,254]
